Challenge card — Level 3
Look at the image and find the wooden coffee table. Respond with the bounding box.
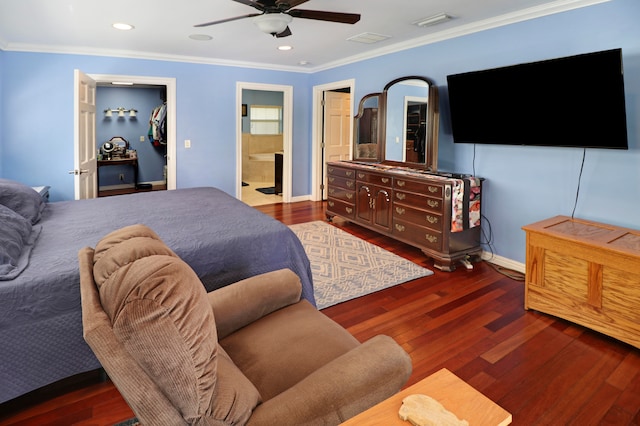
[341,368,512,425]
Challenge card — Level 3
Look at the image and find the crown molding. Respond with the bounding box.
[1,0,610,74]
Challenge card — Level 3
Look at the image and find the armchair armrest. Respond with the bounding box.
[246,335,412,426]
[207,268,302,340]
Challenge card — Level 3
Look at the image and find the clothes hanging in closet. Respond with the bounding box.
[148,103,167,146]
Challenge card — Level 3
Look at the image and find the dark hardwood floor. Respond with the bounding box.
[1,200,639,425]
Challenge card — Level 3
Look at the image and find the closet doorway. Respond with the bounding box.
[236,82,293,205]
[74,72,176,199]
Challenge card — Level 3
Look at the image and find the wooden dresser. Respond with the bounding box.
[326,161,483,271]
[523,216,640,348]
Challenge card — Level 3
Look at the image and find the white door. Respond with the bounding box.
[73,70,97,200]
[322,91,351,199]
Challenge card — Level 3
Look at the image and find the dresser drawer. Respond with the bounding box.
[327,175,355,191]
[327,165,355,179]
[392,218,442,251]
[327,186,355,203]
[394,190,443,214]
[327,198,355,219]
[394,178,443,198]
[393,204,443,231]
[355,171,392,187]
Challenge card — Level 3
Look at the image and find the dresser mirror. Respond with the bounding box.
[383,76,439,171]
[353,93,382,160]
[352,76,439,170]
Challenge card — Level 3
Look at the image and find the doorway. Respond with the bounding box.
[236,82,293,204]
[74,72,176,200]
[311,79,355,201]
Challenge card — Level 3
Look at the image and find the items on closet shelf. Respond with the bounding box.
[148,103,167,146]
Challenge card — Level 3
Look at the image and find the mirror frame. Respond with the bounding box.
[352,92,383,162]
[352,76,439,171]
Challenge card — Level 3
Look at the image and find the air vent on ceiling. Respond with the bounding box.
[347,32,391,44]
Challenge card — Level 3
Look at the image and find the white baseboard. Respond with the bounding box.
[480,251,525,274]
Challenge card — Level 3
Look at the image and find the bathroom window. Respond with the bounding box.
[250,105,282,135]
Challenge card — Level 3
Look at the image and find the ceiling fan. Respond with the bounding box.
[195,0,361,38]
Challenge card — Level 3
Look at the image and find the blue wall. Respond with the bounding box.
[0,55,311,201]
[312,0,639,263]
[1,0,638,265]
[96,86,167,186]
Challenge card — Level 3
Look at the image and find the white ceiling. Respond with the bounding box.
[0,0,608,72]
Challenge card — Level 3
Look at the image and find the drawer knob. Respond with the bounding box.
[395,207,406,215]
[428,186,438,193]
[397,180,406,187]
[329,177,335,183]
[346,181,354,188]
[381,178,390,184]
[425,234,438,243]
[329,188,335,195]
[346,171,354,177]
[427,200,439,208]
[328,167,334,173]
[426,215,438,224]
[395,224,406,232]
[328,201,335,207]
[346,193,353,200]
[345,207,353,214]
[358,173,365,179]
[396,193,406,200]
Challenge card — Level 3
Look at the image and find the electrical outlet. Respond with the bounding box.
[185,139,191,148]
[140,136,145,142]
[119,173,125,181]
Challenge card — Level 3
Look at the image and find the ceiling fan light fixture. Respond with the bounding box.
[253,13,292,35]
[413,13,452,27]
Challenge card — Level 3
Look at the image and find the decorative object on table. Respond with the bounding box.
[399,394,469,426]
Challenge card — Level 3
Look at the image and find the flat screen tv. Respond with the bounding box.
[446,48,628,149]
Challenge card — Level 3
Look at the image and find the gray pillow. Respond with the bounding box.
[0,179,45,224]
[0,204,42,280]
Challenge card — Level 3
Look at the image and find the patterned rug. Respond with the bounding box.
[289,221,434,309]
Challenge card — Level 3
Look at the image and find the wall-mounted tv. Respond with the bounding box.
[446,48,628,149]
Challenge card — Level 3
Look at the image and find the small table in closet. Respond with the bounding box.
[97,156,139,191]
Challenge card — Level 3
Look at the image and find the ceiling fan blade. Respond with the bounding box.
[194,13,261,27]
[288,9,361,24]
[231,0,267,11]
[275,0,310,11]
[275,26,292,38]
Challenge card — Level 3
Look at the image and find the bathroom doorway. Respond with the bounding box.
[236,82,293,206]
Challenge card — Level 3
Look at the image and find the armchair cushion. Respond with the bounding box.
[92,224,261,424]
[220,299,360,401]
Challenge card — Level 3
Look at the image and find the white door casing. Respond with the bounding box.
[73,70,97,200]
[311,79,355,202]
[79,73,177,193]
[236,82,292,202]
[322,91,351,199]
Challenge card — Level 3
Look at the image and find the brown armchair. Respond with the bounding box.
[79,224,412,425]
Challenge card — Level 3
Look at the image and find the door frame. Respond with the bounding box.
[311,79,355,201]
[87,73,177,191]
[236,82,293,202]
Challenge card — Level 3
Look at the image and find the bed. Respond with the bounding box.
[0,183,314,404]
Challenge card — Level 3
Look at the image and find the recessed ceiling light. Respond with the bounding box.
[298,60,310,66]
[189,34,213,41]
[112,22,134,31]
[278,45,293,51]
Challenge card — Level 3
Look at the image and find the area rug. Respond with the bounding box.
[289,221,434,309]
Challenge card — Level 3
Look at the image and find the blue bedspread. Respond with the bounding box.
[0,187,314,403]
